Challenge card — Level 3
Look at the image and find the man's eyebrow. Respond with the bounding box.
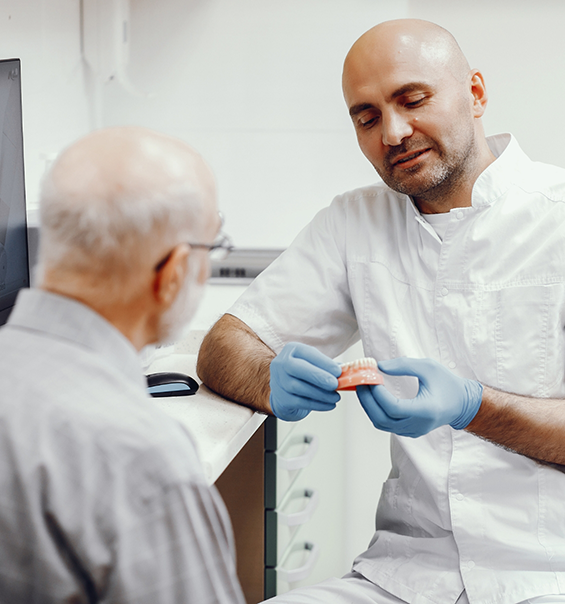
[349,103,375,117]
[349,82,432,117]
[390,82,431,100]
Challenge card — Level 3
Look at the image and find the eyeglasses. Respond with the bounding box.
[154,232,234,272]
[188,232,234,262]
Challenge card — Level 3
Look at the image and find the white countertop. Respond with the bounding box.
[147,351,266,485]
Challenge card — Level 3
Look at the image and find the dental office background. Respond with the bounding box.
[3,0,562,584]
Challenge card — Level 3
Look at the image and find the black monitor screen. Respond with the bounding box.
[0,59,29,326]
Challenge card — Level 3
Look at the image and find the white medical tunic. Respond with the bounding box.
[228,134,565,604]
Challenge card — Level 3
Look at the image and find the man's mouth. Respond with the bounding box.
[392,148,430,167]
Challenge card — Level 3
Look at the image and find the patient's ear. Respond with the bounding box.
[153,244,190,309]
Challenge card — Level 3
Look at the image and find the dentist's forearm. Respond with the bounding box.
[196,313,275,414]
[466,385,565,466]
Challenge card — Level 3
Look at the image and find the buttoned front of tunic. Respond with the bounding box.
[229,134,565,604]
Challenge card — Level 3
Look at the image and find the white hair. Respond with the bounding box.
[35,129,212,301]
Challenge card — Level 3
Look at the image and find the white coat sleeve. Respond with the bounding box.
[228,196,359,359]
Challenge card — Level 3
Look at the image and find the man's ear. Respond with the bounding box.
[469,69,488,118]
[153,244,190,309]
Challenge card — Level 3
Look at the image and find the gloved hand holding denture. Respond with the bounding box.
[269,342,342,421]
[356,357,484,438]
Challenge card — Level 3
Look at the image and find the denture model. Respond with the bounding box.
[336,357,384,391]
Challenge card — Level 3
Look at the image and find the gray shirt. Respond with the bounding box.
[0,288,245,604]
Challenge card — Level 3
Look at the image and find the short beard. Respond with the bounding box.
[156,256,204,345]
[377,130,477,206]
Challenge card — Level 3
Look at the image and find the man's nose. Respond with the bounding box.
[381,111,413,147]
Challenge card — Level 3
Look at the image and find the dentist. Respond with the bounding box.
[198,19,565,604]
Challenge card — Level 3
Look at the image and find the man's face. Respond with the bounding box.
[343,42,477,204]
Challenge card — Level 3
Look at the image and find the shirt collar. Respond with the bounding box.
[7,288,147,390]
[471,133,531,208]
[406,133,530,218]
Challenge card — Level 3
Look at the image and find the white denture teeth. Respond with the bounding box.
[337,356,383,391]
[340,357,377,370]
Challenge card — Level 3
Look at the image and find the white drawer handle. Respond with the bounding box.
[278,488,319,527]
[277,541,319,584]
[277,434,319,471]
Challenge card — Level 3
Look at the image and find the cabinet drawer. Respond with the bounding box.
[265,429,319,509]
[276,540,320,593]
[266,480,320,566]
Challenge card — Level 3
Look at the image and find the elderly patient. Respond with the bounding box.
[0,127,245,603]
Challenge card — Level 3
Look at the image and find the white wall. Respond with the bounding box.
[100,0,405,248]
[10,1,565,228]
[0,1,91,213]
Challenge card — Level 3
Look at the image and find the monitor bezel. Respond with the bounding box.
[0,58,29,326]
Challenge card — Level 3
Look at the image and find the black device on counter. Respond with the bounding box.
[146,372,199,397]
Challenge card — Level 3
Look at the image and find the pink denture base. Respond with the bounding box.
[337,358,384,391]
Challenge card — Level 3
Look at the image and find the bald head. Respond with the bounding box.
[49,127,215,220]
[38,127,218,298]
[344,19,470,91]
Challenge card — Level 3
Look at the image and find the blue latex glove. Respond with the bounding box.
[356,357,483,437]
[270,342,341,422]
